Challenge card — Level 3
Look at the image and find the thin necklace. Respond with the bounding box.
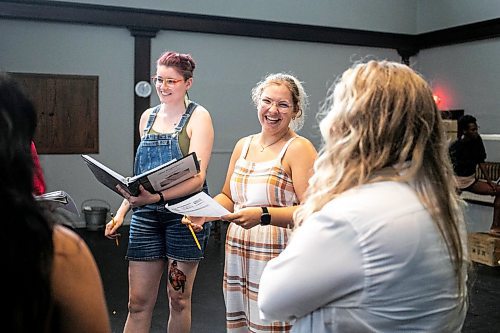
[259,131,288,152]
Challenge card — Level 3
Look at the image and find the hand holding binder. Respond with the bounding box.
[82,152,200,198]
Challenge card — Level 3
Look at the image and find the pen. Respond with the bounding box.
[187,223,202,250]
[110,213,119,247]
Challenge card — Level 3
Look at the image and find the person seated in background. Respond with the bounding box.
[258,60,469,332]
[0,72,111,333]
[449,114,500,236]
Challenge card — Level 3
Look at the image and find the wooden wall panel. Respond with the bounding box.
[12,73,99,154]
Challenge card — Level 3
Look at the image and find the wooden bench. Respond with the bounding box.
[460,161,500,206]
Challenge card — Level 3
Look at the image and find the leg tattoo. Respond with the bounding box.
[168,260,187,293]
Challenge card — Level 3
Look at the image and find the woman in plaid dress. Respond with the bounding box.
[185,73,317,332]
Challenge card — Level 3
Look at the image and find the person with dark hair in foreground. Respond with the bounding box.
[449,114,500,235]
[0,72,111,333]
[258,61,469,332]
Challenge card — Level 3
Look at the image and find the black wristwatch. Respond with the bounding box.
[157,191,164,203]
[260,207,271,226]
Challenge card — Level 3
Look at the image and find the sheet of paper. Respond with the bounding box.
[165,192,230,217]
[146,161,197,191]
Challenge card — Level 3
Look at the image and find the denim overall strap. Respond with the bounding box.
[128,100,211,261]
[142,105,161,139]
[172,101,198,136]
[134,104,183,176]
[172,101,209,194]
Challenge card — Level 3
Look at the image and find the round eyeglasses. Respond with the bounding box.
[260,98,292,113]
[151,76,184,87]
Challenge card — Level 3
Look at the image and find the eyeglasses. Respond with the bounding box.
[151,76,184,87]
[260,98,292,113]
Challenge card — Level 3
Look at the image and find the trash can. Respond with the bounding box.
[82,199,110,231]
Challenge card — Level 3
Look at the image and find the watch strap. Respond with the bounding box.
[157,191,164,203]
[260,207,271,226]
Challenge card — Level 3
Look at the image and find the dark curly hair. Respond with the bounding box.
[457,114,477,136]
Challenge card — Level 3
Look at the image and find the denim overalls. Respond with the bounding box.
[126,102,210,262]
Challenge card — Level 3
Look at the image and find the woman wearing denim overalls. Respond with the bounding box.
[105,51,214,333]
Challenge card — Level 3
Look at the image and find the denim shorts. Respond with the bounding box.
[126,204,211,262]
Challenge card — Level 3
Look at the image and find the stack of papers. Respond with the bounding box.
[35,190,79,216]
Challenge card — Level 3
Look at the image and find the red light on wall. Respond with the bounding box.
[432,86,451,110]
[433,94,441,105]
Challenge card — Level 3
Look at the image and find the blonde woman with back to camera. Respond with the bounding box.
[184,73,317,332]
[258,60,469,332]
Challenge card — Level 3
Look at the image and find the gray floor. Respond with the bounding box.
[78,223,500,333]
[79,223,226,333]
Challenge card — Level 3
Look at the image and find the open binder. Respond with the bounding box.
[82,152,200,197]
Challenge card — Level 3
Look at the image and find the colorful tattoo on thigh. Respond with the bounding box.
[168,260,186,293]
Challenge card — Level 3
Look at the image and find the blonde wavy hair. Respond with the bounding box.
[295,60,467,295]
[251,73,308,131]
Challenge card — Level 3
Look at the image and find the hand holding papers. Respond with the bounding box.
[166,192,230,250]
[165,192,230,217]
[187,224,202,250]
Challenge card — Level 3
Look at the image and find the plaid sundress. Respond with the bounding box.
[224,135,298,332]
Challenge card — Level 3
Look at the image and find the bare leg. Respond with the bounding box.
[166,259,199,333]
[124,260,165,333]
[467,181,500,235]
[491,196,500,236]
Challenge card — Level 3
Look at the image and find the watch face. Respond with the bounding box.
[134,81,152,98]
[260,213,271,225]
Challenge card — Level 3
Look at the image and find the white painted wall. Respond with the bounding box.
[0,17,398,226]
[415,38,500,161]
[51,0,500,34]
[150,30,398,196]
[1,1,499,231]
[0,20,135,226]
[53,0,417,33]
[417,0,500,33]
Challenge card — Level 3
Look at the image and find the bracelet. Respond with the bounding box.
[157,191,164,203]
